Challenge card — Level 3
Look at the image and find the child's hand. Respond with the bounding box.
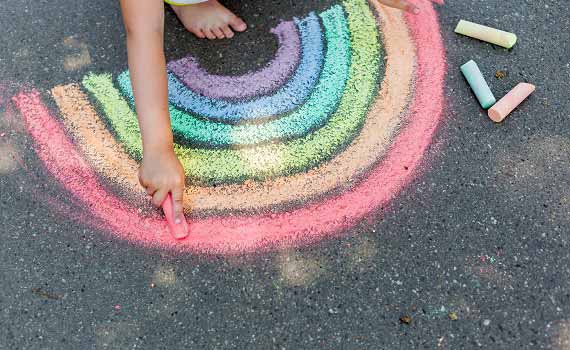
[139,149,186,224]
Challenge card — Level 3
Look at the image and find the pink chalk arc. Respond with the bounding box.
[14,0,445,255]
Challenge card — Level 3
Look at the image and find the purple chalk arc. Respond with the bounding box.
[168,21,301,100]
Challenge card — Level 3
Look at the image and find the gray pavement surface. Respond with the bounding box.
[1,0,570,349]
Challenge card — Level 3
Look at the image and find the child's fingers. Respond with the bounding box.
[152,188,169,207]
[138,170,148,188]
[376,0,420,13]
[145,186,156,196]
[170,187,185,224]
[138,174,155,195]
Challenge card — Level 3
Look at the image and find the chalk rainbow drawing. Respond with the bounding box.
[11,0,445,254]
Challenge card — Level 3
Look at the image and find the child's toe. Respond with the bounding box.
[204,29,217,40]
[212,27,225,39]
[192,28,206,39]
[221,26,234,38]
[229,16,247,32]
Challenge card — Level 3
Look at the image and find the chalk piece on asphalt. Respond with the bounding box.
[488,83,535,123]
[455,20,517,49]
[460,60,496,109]
[162,193,189,240]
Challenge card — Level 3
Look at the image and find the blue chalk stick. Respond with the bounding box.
[460,60,496,109]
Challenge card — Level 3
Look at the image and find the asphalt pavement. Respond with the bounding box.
[1,0,570,349]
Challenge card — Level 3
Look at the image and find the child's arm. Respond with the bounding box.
[120,0,186,224]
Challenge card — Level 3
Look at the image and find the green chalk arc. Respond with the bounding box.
[82,0,381,186]
[116,6,351,148]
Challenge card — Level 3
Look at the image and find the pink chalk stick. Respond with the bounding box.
[488,83,535,123]
[162,193,189,240]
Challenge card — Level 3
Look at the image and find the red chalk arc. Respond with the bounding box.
[12,0,445,255]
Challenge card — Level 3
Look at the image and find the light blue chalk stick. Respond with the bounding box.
[460,60,496,109]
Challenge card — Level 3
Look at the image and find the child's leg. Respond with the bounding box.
[168,0,247,40]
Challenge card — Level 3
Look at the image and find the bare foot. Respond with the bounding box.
[171,0,247,40]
